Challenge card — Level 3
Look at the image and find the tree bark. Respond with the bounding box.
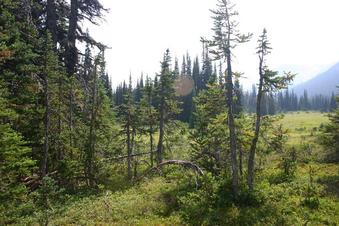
[157,95,165,165]
[239,147,243,176]
[225,48,239,197]
[87,62,98,187]
[57,76,63,161]
[66,0,78,76]
[69,81,74,149]
[149,123,154,167]
[247,54,264,191]
[42,74,50,177]
[46,0,57,45]
[126,104,132,180]
[149,95,154,167]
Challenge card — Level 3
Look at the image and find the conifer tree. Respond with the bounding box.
[65,0,106,76]
[41,33,61,177]
[233,76,243,116]
[181,55,186,76]
[191,82,227,174]
[46,0,57,45]
[140,77,158,166]
[319,94,339,160]
[174,57,180,77]
[207,0,252,195]
[120,76,136,179]
[98,51,113,103]
[156,49,179,164]
[201,42,213,89]
[0,71,35,221]
[186,53,192,76]
[329,92,337,111]
[247,29,294,190]
[192,57,201,92]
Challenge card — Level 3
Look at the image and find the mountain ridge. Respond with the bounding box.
[292,62,339,96]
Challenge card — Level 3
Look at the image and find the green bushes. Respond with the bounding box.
[178,173,219,225]
[301,166,320,209]
[281,147,298,179]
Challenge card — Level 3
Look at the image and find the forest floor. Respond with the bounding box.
[21,112,338,226]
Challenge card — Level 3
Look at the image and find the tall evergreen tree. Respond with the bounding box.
[329,92,337,112]
[192,56,201,92]
[233,76,243,115]
[139,77,158,166]
[120,76,136,180]
[247,29,294,190]
[191,82,227,175]
[181,55,187,76]
[186,53,192,77]
[174,57,180,77]
[156,49,179,164]
[207,0,252,196]
[65,0,106,76]
[201,41,213,89]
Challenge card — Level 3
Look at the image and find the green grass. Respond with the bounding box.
[18,112,338,226]
[50,178,183,226]
[278,111,329,145]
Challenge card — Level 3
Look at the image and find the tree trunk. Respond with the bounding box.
[42,74,50,178]
[157,96,165,165]
[247,57,264,191]
[133,159,138,178]
[57,76,64,161]
[239,147,243,177]
[66,0,78,153]
[66,0,78,76]
[87,62,98,187]
[69,81,74,149]
[149,125,154,167]
[225,48,239,197]
[149,98,154,167]
[127,109,132,180]
[46,0,57,45]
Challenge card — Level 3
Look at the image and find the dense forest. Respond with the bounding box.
[1,0,338,225]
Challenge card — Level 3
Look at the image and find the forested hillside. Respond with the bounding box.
[0,0,338,225]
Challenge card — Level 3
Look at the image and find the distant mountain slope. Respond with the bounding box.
[293,62,339,96]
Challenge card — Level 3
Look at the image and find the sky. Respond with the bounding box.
[87,0,339,89]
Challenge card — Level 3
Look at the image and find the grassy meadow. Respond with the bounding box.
[19,112,338,226]
[279,112,329,145]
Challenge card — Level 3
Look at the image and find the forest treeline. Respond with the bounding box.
[1,0,338,225]
[114,61,337,125]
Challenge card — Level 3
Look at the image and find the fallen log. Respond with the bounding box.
[137,160,204,181]
[21,171,58,191]
[102,151,157,162]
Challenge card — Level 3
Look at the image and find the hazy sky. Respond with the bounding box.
[87,0,339,89]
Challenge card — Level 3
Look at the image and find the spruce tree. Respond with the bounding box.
[319,94,339,160]
[207,0,252,196]
[192,57,201,92]
[0,78,35,222]
[139,77,158,166]
[247,29,294,190]
[329,92,337,112]
[190,82,226,174]
[155,49,179,164]
[181,55,187,76]
[120,76,136,180]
